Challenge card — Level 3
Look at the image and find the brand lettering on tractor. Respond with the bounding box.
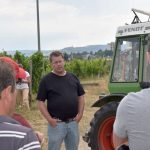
[117,26,145,36]
[124,26,144,32]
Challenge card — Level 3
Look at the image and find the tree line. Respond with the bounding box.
[63,49,113,60]
[0,50,111,93]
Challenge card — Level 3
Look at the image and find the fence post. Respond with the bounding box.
[29,59,32,106]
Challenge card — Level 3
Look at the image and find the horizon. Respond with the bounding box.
[0,43,111,52]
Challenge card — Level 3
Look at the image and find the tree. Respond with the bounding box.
[31,52,44,93]
[14,51,29,70]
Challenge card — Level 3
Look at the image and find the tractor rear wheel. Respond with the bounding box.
[88,101,119,150]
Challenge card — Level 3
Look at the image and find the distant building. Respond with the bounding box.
[107,42,115,51]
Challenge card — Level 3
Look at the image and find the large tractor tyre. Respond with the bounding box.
[88,101,119,150]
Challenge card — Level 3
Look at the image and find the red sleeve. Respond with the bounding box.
[12,113,32,128]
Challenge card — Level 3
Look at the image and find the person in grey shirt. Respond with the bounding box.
[0,59,41,150]
[113,88,150,150]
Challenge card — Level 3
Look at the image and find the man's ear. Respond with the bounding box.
[1,86,12,101]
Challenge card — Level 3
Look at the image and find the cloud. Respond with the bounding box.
[0,0,150,50]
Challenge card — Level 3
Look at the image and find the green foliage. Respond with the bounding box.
[43,58,51,75]
[31,52,44,93]
[65,58,111,79]
[95,49,113,57]
[13,51,29,70]
[0,51,12,57]
[1,51,111,94]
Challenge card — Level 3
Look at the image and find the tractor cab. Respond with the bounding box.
[84,8,150,150]
[109,21,150,94]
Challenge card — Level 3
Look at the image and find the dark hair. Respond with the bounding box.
[49,51,64,62]
[0,60,16,97]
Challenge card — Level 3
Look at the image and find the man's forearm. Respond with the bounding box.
[37,101,52,122]
[78,95,84,114]
[77,95,85,121]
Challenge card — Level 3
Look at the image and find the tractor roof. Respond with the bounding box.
[116,22,150,37]
[116,8,150,37]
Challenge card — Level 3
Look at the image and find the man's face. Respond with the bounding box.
[51,56,65,74]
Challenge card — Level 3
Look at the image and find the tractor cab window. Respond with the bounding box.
[143,35,150,82]
[112,37,140,82]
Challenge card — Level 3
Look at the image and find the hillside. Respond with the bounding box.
[61,44,110,54]
[2,44,111,57]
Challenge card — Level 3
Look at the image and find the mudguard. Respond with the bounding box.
[92,93,126,107]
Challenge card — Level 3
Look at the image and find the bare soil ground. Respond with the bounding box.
[16,77,108,150]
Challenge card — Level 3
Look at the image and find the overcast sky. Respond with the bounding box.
[0,0,150,50]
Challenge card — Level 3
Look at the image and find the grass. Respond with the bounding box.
[16,76,109,150]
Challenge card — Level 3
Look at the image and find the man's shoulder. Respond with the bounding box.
[41,72,53,81]
[122,90,143,102]
[66,72,78,79]
[0,117,34,141]
[119,89,150,111]
[0,118,32,133]
[0,117,41,150]
[124,88,150,102]
[45,72,54,77]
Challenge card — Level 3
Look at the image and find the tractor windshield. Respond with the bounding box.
[143,35,150,82]
[112,37,140,82]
